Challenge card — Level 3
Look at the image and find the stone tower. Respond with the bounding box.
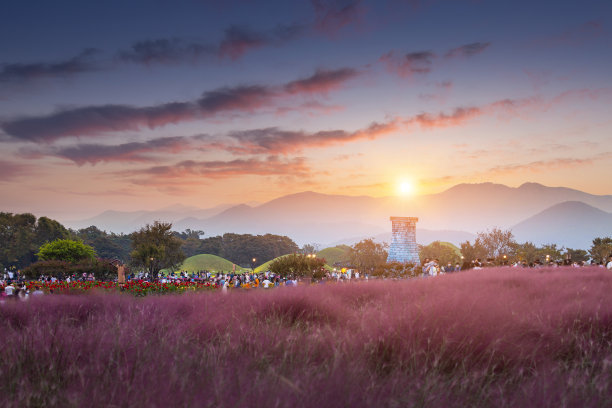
[387,216,419,264]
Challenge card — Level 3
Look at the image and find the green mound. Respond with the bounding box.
[254,254,335,274]
[439,241,462,257]
[254,255,291,274]
[317,245,351,266]
[164,254,245,275]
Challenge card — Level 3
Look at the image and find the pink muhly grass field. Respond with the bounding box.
[2,267,612,407]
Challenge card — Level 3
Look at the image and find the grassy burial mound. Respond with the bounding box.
[166,254,244,274]
[317,245,351,266]
[3,267,612,407]
[253,254,290,273]
[254,254,335,273]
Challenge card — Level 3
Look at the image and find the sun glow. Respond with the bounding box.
[397,180,415,196]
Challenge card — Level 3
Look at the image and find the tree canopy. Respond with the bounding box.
[37,239,96,263]
[349,238,388,273]
[176,232,298,266]
[130,221,185,280]
[268,253,326,280]
[419,241,461,266]
[590,237,612,264]
[75,226,131,262]
[0,212,70,269]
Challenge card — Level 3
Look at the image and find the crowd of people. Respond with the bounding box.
[2,255,612,300]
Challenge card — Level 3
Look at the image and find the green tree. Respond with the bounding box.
[566,248,589,263]
[589,237,612,264]
[130,221,185,280]
[349,238,388,274]
[177,229,204,257]
[199,235,223,256]
[35,217,69,245]
[419,241,461,266]
[476,227,516,260]
[37,239,97,263]
[460,240,487,263]
[514,242,539,264]
[300,243,319,254]
[268,253,326,280]
[75,226,131,261]
[0,212,71,269]
[537,243,563,263]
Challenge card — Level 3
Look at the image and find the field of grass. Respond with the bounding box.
[2,267,612,407]
[253,254,291,273]
[317,244,351,265]
[163,253,245,274]
[254,254,335,273]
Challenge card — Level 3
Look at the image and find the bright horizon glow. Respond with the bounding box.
[397,180,415,197]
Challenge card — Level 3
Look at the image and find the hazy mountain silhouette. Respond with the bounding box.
[512,201,612,249]
[69,203,233,233]
[331,229,477,247]
[66,182,612,247]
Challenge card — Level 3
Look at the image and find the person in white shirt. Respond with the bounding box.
[4,282,15,297]
[262,279,272,288]
[606,257,612,270]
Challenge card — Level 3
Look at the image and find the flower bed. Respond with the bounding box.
[18,280,219,296]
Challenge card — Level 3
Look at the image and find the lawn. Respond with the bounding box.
[162,253,245,274]
[2,267,611,407]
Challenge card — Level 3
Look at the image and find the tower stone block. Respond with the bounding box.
[387,216,419,264]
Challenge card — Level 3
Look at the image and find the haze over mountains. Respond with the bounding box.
[66,183,612,249]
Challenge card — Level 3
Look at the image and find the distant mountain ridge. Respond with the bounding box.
[512,201,612,249]
[64,182,612,248]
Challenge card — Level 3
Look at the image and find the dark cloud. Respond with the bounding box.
[119,23,304,64]
[218,25,267,59]
[311,0,364,34]
[2,68,356,142]
[445,42,491,58]
[198,85,276,112]
[47,135,208,165]
[3,102,197,143]
[380,50,435,77]
[226,119,398,154]
[285,68,359,94]
[132,156,309,179]
[117,38,216,65]
[0,48,101,83]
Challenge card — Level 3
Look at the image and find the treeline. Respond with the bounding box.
[174,230,298,266]
[420,228,610,266]
[1,212,299,270]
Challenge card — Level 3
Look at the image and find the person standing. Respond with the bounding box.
[4,281,15,298]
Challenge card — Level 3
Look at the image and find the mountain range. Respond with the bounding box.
[66,182,612,249]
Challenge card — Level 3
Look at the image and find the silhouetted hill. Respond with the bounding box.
[65,182,612,246]
[512,201,612,249]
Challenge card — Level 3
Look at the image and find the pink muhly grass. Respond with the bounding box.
[1,266,612,407]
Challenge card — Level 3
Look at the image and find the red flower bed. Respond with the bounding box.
[17,279,219,296]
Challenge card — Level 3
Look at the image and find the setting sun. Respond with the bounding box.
[398,180,415,196]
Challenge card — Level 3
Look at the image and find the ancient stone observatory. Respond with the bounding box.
[387,216,420,264]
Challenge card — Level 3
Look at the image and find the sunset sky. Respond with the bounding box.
[1,0,611,220]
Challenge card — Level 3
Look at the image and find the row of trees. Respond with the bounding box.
[3,213,303,280]
[176,230,299,266]
[0,212,70,270]
[339,229,612,279]
[1,213,301,271]
[458,228,610,265]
